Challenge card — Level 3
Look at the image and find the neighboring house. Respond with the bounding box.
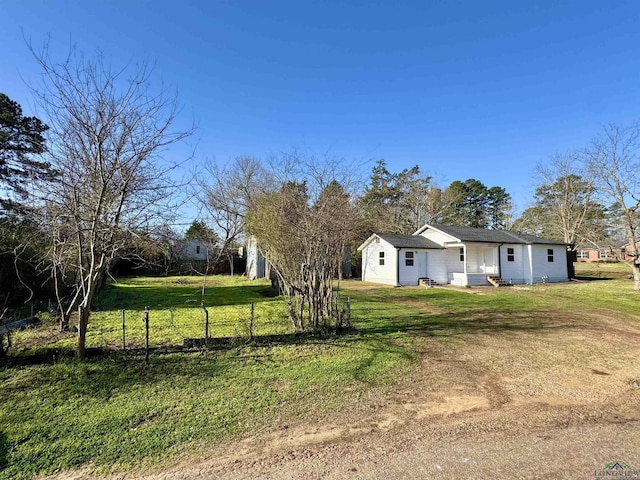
[575,246,626,263]
[176,239,214,261]
[358,224,570,287]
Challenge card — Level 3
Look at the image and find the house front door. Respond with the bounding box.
[482,247,497,274]
[420,251,427,278]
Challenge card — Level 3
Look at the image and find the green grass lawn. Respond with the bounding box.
[574,260,632,278]
[10,276,293,354]
[1,271,639,479]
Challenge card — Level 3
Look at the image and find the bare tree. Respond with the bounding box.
[246,153,358,331]
[194,156,265,276]
[586,124,640,290]
[30,44,193,356]
[522,151,606,248]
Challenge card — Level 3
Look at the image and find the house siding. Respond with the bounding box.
[245,237,265,280]
[423,250,454,285]
[420,229,454,245]
[358,225,570,287]
[530,245,569,283]
[499,244,527,284]
[361,239,398,285]
[398,249,419,285]
[177,239,211,261]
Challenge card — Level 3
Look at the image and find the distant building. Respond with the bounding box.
[245,236,267,280]
[575,243,634,263]
[244,236,351,280]
[176,239,214,261]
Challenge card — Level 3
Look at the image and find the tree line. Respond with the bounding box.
[2,45,640,358]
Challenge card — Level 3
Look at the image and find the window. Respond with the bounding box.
[405,251,414,266]
[547,248,554,262]
[379,251,385,266]
[196,245,201,254]
[577,251,589,259]
[507,247,515,262]
[599,250,612,259]
[459,247,465,262]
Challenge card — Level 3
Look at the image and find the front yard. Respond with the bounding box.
[1,270,640,479]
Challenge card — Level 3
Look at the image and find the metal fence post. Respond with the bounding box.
[121,309,126,351]
[143,306,149,364]
[250,303,255,340]
[202,302,209,345]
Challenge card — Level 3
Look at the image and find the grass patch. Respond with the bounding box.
[0,340,411,479]
[574,261,632,279]
[10,276,292,355]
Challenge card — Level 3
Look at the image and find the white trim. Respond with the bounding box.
[413,224,461,242]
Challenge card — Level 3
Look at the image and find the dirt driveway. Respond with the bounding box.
[52,294,640,480]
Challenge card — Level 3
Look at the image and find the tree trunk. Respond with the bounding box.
[77,305,90,358]
[633,264,640,291]
[59,309,70,332]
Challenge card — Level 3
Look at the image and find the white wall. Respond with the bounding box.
[361,239,398,285]
[178,239,210,261]
[499,244,527,284]
[423,249,460,284]
[498,244,567,283]
[420,228,454,245]
[530,245,569,282]
[398,249,417,285]
[245,237,265,279]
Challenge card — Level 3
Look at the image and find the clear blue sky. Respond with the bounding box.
[2,0,640,217]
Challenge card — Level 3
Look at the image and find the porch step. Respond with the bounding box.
[487,275,512,287]
[419,277,440,288]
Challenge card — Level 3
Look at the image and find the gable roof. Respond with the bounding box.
[418,225,568,245]
[377,233,445,249]
[357,233,444,251]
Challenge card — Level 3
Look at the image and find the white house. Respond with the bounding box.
[176,239,213,261]
[358,224,569,287]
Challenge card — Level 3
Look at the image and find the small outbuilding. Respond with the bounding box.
[358,224,570,287]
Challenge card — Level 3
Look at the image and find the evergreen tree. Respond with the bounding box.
[441,179,511,229]
[184,219,217,241]
[0,93,52,208]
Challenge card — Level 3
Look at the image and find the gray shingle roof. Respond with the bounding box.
[430,225,568,245]
[377,234,444,249]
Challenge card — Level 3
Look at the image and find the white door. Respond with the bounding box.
[420,251,428,278]
[482,248,496,274]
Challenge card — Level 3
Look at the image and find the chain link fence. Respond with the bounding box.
[2,296,352,358]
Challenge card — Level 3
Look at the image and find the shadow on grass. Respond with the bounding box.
[93,284,279,311]
[572,276,616,282]
[351,308,576,337]
[0,431,7,469]
[2,349,230,401]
